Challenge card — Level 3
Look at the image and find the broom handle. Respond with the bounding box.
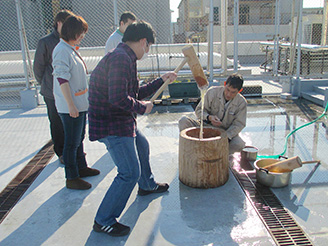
[301,160,320,164]
[150,57,188,103]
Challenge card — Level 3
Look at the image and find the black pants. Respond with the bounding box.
[44,96,64,157]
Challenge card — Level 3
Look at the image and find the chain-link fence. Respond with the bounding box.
[1,0,328,108]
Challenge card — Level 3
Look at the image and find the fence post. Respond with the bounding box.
[288,0,297,75]
[15,0,30,89]
[321,0,328,46]
[113,0,118,29]
[208,0,214,81]
[273,0,281,76]
[233,0,239,73]
[221,0,228,75]
[15,0,38,109]
[296,0,303,78]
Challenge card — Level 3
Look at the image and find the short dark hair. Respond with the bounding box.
[60,15,88,42]
[122,21,155,44]
[120,11,137,24]
[226,73,244,90]
[53,9,74,29]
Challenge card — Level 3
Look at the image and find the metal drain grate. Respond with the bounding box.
[0,140,55,223]
[231,165,313,246]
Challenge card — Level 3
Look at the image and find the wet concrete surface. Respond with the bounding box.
[243,97,328,246]
[0,97,327,245]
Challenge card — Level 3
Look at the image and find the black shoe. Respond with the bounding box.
[79,167,100,177]
[66,178,91,190]
[93,221,130,237]
[138,183,169,196]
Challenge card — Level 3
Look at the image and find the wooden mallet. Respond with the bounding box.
[182,44,209,90]
[150,45,209,103]
[262,156,320,173]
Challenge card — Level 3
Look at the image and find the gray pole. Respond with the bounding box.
[290,0,295,44]
[288,0,296,75]
[233,0,239,73]
[15,0,30,89]
[170,10,173,44]
[113,0,118,28]
[209,0,214,81]
[296,0,303,78]
[273,0,280,76]
[321,0,328,46]
[221,0,228,75]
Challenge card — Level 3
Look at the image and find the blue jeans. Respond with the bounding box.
[59,112,87,179]
[95,130,157,226]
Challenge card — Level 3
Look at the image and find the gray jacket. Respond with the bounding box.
[52,39,89,113]
[33,29,60,99]
[195,86,247,139]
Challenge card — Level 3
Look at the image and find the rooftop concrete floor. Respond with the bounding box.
[0,96,327,246]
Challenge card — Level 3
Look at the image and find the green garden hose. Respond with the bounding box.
[257,100,328,159]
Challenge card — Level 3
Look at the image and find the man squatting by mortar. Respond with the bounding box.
[88,21,177,237]
[179,73,247,154]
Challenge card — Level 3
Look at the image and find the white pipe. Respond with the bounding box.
[288,0,299,75]
[290,0,295,43]
[170,10,173,44]
[321,0,328,46]
[273,0,280,75]
[15,0,30,89]
[209,0,214,81]
[221,0,227,75]
[296,0,303,78]
[233,0,239,73]
[288,0,296,74]
[113,0,118,29]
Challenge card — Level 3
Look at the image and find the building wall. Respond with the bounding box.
[175,0,302,43]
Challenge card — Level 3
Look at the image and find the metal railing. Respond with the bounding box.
[1,0,328,108]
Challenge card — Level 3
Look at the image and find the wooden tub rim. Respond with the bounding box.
[180,127,223,142]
